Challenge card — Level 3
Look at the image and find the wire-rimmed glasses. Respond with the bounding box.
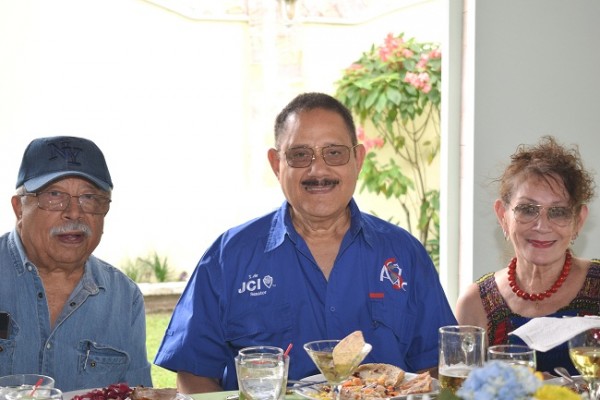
[283,144,359,168]
[512,204,574,227]
[21,191,111,214]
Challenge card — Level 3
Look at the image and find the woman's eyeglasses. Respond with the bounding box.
[512,204,574,227]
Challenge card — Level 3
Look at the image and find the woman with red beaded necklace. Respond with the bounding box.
[456,135,600,376]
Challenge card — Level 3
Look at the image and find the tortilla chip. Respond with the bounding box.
[333,331,366,366]
[354,363,406,387]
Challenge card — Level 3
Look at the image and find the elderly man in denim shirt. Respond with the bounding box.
[0,136,152,391]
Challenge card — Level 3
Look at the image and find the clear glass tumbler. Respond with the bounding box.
[235,346,289,400]
[5,387,62,400]
[487,344,536,370]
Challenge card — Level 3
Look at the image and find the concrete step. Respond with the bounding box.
[138,281,186,314]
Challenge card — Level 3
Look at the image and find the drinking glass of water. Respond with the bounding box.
[235,346,289,400]
[5,387,62,400]
[0,375,55,400]
[488,344,536,370]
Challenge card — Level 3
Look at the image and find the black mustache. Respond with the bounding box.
[302,179,340,187]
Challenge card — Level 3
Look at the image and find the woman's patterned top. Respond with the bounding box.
[476,260,600,374]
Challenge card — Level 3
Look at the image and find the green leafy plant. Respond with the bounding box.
[335,32,441,266]
[121,252,173,283]
[122,258,152,282]
[138,251,171,283]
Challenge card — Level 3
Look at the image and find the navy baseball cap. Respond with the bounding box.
[16,136,113,192]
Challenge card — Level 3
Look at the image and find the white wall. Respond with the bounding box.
[6,0,596,306]
[0,0,444,275]
[461,0,600,293]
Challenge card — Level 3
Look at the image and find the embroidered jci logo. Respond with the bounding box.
[238,274,275,297]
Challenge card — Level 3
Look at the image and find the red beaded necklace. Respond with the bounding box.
[507,250,572,302]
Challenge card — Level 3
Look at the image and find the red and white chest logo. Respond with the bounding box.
[379,258,408,290]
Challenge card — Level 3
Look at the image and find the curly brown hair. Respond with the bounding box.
[498,135,595,212]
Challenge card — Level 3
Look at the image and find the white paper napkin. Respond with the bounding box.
[509,316,600,352]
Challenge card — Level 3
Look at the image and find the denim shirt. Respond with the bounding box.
[0,230,152,391]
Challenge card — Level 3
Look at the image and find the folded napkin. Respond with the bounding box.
[509,316,600,352]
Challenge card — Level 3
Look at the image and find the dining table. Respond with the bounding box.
[185,374,579,400]
[187,391,440,400]
[190,392,303,400]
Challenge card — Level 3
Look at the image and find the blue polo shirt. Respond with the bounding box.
[154,199,456,390]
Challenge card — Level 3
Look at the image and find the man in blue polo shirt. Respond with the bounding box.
[154,92,457,393]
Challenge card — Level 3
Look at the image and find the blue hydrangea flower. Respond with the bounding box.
[456,361,542,400]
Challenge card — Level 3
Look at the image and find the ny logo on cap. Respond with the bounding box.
[49,141,83,166]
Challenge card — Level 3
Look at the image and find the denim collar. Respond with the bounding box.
[9,228,102,294]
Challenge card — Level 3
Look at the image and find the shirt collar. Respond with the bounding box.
[264,198,372,252]
[9,228,101,294]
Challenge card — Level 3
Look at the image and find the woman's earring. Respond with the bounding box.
[503,230,509,241]
[571,232,579,245]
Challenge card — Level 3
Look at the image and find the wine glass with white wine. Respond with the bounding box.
[568,328,600,400]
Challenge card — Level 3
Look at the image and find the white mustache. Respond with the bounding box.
[50,222,92,237]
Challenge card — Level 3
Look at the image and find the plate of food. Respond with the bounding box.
[294,363,439,400]
[62,385,192,400]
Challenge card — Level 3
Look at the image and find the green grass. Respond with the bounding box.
[146,312,177,388]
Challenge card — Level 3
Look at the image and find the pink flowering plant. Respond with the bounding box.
[335,33,441,265]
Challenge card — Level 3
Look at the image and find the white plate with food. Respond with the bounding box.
[62,386,192,400]
[294,363,439,400]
